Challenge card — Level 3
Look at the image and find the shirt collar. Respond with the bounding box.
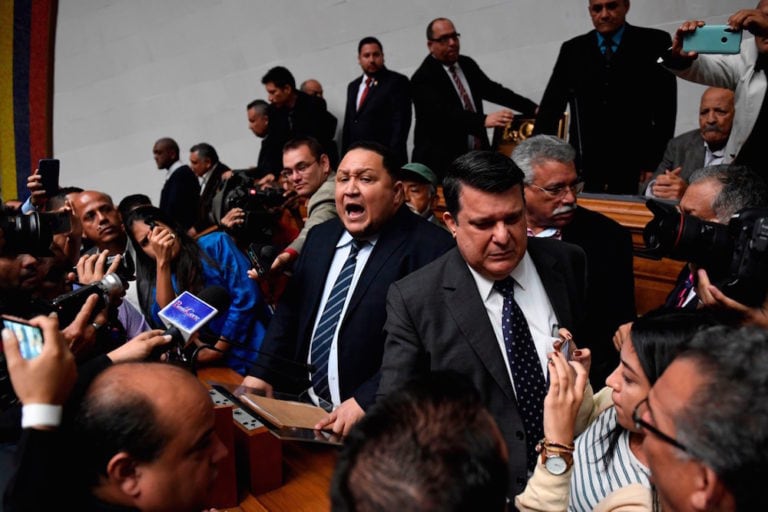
[466,251,534,302]
[596,24,626,47]
[336,231,379,249]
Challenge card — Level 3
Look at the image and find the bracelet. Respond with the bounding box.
[21,404,63,428]
[538,438,575,452]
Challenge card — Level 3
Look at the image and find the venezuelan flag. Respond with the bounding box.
[0,0,57,203]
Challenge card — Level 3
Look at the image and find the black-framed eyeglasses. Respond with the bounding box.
[429,32,460,44]
[632,398,689,453]
[527,180,585,199]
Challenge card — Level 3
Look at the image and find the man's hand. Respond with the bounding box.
[696,268,768,328]
[484,110,515,128]
[672,20,706,59]
[60,294,108,358]
[2,315,77,406]
[269,251,295,275]
[651,167,688,200]
[239,376,274,397]
[76,250,121,284]
[220,207,245,229]
[542,351,587,446]
[314,397,365,436]
[107,329,172,363]
[729,8,768,37]
[26,172,48,208]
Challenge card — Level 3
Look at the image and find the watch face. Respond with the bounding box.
[545,454,568,475]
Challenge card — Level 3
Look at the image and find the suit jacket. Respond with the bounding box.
[411,54,538,177]
[195,161,231,231]
[249,205,454,408]
[534,24,677,194]
[159,164,200,231]
[342,68,412,167]
[561,206,636,388]
[651,129,706,185]
[379,238,586,496]
[268,91,339,167]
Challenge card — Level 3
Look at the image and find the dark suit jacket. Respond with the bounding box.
[249,206,454,409]
[257,134,284,179]
[561,206,636,388]
[411,55,538,177]
[534,24,677,194]
[342,68,412,167]
[159,164,200,231]
[268,91,339,167]
[651,129,706,184]
[195,161,230,231]
[379,238,586,495]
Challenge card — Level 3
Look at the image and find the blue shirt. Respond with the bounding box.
[596,24,625,56]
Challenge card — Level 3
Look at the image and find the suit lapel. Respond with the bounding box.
[442,250,516,401]
[300,221,344,338]
[527,239,572,328]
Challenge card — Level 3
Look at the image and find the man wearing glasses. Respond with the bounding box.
[513,135,635,388]
[411,17,538,179]
[634,326,768,511]
[534,0,676,194]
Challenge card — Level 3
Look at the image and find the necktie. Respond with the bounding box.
[602,36,615,61]
[495,277,547,471]
[357,77,373,110]
[310,240,366,404]
[448,64,482,149]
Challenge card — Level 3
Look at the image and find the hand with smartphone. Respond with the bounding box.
[1,315,76,407]
[27,159,60,208]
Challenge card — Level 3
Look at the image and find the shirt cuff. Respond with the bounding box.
[21,404,63,429]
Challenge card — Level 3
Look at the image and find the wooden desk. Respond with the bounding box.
[198,367,337,512]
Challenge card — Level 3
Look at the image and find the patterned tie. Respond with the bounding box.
[310,239,366,403]
[448,64,482,149]
[357,77,373,111]
[602,35,615,61]
[495,277,547,471]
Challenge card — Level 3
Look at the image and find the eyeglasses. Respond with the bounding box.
[632,398,689,453]
[429,32,460,44]
[527,180,584,198]
[282,160,317,177]
[590,1,620,13]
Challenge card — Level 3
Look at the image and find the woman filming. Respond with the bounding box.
[125,206,270,374]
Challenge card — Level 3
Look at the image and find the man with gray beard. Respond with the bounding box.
[512,135,635,388]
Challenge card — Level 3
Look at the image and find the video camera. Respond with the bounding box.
[0,210,71,256]
[642,199,768,307]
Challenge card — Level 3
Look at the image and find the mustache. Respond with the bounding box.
[701,125,725,134]
[553,204,577,216]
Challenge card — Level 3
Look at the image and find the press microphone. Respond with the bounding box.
[156,285,231,363]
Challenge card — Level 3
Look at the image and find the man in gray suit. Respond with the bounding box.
[379,151,586,496]
[648,87,735,200]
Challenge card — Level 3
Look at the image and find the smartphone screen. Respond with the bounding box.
[37,159,60,197]
[2,317,44,360]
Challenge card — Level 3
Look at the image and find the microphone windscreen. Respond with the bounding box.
[197,285,231,312]
[259,245,278,261]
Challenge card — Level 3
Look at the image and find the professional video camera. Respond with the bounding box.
[642,199,768,307]
[0,210,71,256]
[211,169,287,244]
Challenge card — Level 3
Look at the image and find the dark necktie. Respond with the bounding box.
[448,64,482,149]
[310,240,366,404]
[602,36,615,61]
[495,277,547,471]
[357,77,373,110]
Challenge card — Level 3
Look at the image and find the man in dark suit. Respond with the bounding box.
[153,137,200,233]
[512,135,635,387]
[342,37,411,167]
[241,142,454,436]
[246,99,283,179]
[379,151,586,496]
[647,87,735,200]
[411,18,538,178]
[534,0,677,194]
[262,66,339,167]
[188,142,232,233]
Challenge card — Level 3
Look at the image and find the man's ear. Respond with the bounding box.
[392,180,404,204]
[106,452,141,498]
[690,463,729,511]
[443,211,457,236]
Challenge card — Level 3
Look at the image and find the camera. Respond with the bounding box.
[0,210,71,256]
[643,199,768,307]
[50,273,125,326]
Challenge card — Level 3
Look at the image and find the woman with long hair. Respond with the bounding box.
[125,206,270,374]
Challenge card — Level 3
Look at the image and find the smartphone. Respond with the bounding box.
[683,25,742,54]
[247,243,270,278]
[37,159,60,197]
[1,316,44,360]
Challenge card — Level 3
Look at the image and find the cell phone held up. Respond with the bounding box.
[1,315,44,360]
[37,158,60,198]
[682,25,742,55]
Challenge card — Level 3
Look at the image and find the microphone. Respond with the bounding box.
[157,285,231,363]
[195,329,316,373]
[247,243,279,278]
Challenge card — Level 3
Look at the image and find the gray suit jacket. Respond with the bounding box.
[379,238,586,496]
[652,129,706,184]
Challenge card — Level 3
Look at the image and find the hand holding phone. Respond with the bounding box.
[37,159,60,198]
[682,25,742,54]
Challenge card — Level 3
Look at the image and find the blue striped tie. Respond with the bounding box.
[310,239,366,403]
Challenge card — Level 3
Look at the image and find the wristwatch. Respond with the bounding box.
[538,439,574,475]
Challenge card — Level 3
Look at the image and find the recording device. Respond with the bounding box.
[642,199,768,306]
[682,25,742,55]
[1,316,44,360]
[37,159,60,198]
[247,244,278,278]
[0,210,71,256]
[49,273,125,326]
[157,285,231,364]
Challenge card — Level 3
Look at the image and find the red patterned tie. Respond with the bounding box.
[448,64,482,149]
[357,77,372,111]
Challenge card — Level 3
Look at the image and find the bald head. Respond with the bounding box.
[153,137,180,170]
[300,79,324,98]
[73,190,125,251]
